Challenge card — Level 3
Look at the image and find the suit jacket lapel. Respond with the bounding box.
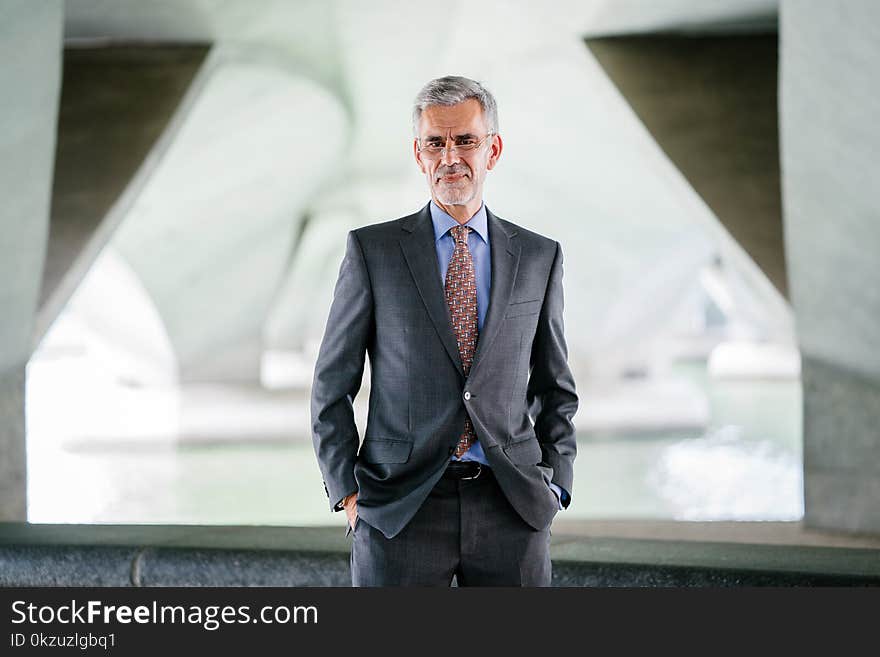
[399,203,465,378]
[469,208,520,378]
[398,204,520,381]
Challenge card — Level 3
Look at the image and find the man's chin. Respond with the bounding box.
[434,185,475,206]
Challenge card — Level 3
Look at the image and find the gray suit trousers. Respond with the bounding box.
[349,465,552,587]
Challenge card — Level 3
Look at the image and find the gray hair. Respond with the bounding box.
[412,75,498,137]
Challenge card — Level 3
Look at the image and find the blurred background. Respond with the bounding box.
[2,0,878,543]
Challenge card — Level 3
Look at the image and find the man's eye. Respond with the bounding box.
[456,139,477,147]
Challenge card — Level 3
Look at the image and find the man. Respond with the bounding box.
[311,75,578,586]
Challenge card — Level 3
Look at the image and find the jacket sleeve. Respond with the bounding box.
[527,241,578,506]
[310,230,374,511]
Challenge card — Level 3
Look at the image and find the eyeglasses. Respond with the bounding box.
[416,133,495,158]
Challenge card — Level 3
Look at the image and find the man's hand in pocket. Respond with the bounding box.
[343,492,359,530]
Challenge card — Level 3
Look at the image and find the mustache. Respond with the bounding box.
[435,164,471,180]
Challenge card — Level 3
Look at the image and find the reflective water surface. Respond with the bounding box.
[27,358,802,525]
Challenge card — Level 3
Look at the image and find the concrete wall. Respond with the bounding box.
[0,1,63,520]
[1,524,877,586]
[780,0,880,533]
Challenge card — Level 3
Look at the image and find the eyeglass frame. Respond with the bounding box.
[415,132,496,159]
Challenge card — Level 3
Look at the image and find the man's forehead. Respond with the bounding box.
[419,99,486,136]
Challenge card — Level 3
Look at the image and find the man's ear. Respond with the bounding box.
[486,134,503,171]
[414,138,426,174]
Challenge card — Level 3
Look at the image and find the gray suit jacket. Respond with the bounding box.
[311,202,578,539]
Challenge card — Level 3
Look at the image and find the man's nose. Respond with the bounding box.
[439,142,460,166]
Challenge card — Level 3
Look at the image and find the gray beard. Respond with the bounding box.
[434,181,476,205]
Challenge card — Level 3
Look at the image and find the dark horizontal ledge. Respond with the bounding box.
[1,524,878,587]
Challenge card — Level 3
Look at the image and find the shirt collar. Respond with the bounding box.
[429,200,489,244]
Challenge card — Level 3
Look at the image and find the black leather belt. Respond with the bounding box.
[444,460,487,480]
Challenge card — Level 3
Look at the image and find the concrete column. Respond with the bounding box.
[586,34,787,298]
[109,51,348,383]
[36,45,207,345]
[780,0,880,533]
[802,358,880,532]
[0,1,63,520]
[0,368,26,520]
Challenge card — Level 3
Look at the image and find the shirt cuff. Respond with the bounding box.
[548,482,569,510]
[333,491,357,512]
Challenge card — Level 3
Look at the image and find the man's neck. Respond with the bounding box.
[431,196,483,225]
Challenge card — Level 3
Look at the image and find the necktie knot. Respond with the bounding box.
[450,225,471,244]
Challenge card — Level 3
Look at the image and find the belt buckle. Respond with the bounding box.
[461,462,482,480]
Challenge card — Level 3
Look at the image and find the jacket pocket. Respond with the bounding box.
[503,437,542,465]
[505,298,542,318]
[359,437,413,464]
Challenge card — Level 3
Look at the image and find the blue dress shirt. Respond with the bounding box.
[429,201,568,510]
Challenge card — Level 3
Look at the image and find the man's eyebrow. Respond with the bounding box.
[423,132,479,140]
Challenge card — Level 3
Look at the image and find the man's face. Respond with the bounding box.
[414,98,502,207]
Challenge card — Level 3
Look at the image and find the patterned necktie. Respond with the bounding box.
[445,224,479,458]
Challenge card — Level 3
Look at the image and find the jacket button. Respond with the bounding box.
[464,391,471,400]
